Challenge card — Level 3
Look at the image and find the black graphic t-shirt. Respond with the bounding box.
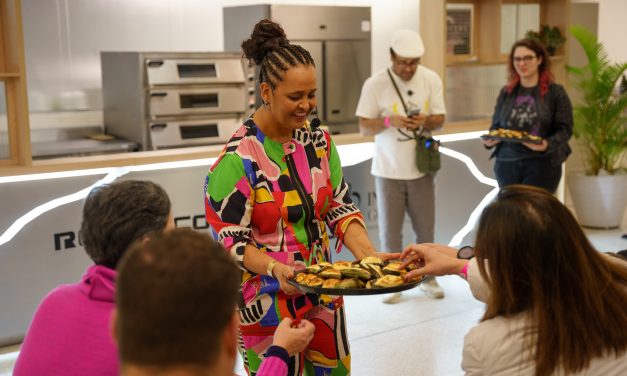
[497,86,544,161]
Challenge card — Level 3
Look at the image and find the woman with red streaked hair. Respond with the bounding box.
[482,38,573,193]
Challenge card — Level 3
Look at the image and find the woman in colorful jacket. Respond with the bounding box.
[482,38,573,193]
[204,19,385,376]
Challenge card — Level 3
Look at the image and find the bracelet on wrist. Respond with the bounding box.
[384,116,391,128]
[459,261,470,280]
[266,260,279,278]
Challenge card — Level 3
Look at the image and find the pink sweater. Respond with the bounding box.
[14,265,118,376]
[257,347,289,376]
[13,264,288,376]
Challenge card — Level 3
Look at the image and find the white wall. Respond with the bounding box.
[221,0,421,72]
[22,0,420,113]
[572,0,627,63]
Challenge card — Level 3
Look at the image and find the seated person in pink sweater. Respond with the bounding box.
[14,180,175,376]
[113,228,315,376]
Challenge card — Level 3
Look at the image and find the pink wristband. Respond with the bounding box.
[459,261,470,280]
[384,116,391,128]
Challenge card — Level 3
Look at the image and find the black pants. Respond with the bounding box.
[494,158,562,193]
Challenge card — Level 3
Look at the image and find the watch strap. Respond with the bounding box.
[266,260,279,278]
[457,246,475,260]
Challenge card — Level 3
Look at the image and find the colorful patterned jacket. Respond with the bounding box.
[205,119,365,333]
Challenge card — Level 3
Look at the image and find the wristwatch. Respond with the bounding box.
[266,260,279,278]
[457,246,475,260]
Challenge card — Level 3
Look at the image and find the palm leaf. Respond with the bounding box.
[566,25,627,175]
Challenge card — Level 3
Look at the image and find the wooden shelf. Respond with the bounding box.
[442,1,569,72]
[446,58,508,67]
[0,0,32,167]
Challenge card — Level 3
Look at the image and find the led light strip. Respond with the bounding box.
[0,158,218,184]
[438,146,498,247]
[0,350,18,364]
[0,158,217,246]
[434,130,485,143]
[439,146,497,187]
[336,142,374,167]
[0,171,127,246]
[0,139,495,248]
[447,187,499,247]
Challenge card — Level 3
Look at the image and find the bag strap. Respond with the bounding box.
[387,69,408,113]
[386,69,421,140]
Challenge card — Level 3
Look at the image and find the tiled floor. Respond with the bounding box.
[2,228,626,376]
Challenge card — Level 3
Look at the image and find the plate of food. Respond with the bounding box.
[480,128,543,144]
[287,257,423,296]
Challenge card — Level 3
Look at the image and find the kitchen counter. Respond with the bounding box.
[0,119,489,177]
[0,117,494,345]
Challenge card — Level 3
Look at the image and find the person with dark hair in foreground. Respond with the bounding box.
[114,229,315,376]
[14,180,174,376]
[205,19,389,376]
[400,185,627,375]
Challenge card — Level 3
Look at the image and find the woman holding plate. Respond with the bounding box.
[204,19,390,376]
[482,38,573,193]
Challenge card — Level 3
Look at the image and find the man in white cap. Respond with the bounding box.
[355,29,446,303]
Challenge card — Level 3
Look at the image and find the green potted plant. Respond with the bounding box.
[526,25,566,56]
[566,25,627,228]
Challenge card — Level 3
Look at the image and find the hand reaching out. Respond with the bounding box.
[272,318,315,356]
[399,243,467,281]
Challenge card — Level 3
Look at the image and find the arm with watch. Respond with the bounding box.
[399,243,472,280]
[399,243,490,303]
[240,244,302,296]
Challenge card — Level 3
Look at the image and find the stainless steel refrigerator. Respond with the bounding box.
[224,5,371,134]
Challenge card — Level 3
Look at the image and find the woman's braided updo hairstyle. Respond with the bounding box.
[241,19,315,89]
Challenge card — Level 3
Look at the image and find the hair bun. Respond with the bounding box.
[241,19,289,65]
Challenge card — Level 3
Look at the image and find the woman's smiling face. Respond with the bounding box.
[263,64,317,133]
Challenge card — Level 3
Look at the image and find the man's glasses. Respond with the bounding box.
[513,55,537,64]
[394,58,420,68]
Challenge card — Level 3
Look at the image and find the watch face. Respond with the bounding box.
[457,246,475,260]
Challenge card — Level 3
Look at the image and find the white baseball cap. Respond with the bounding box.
[390,29,425,58]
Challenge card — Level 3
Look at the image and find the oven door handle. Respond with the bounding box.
[150,123,167,130]
[146,60,164,68]
[150,92,168,98]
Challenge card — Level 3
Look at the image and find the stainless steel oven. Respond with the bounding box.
[101,52,255,150]
[224,5,371,135]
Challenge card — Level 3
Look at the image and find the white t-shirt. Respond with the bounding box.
[355,66,446,179]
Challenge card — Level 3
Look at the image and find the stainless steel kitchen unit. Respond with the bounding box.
[223,5,371,135]
[101,52,255,150]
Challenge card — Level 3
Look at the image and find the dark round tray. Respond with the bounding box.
[288,270,423,296]
[480,134,543,144]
